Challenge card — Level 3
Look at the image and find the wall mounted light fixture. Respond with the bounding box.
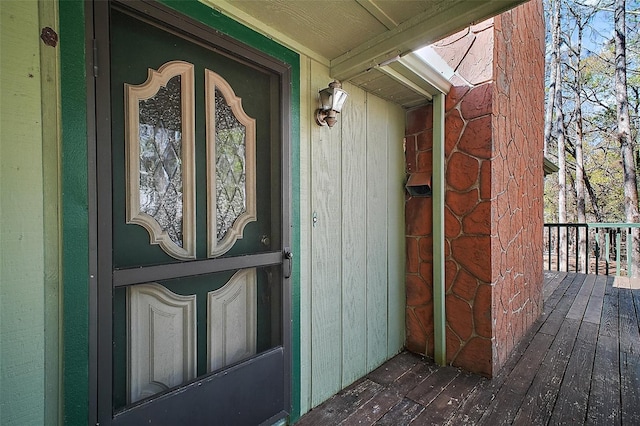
[315,80,348,127]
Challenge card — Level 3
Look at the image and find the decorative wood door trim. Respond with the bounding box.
[205,69,257,258]
[124,60,196,260]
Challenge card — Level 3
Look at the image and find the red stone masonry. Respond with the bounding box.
[405,0,544,377]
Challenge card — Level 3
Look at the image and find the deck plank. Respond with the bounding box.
[604,275,617,295]
[567,274,597,320]
[586,335,621,425]
[366,351,420,386]
[411,372,482,425]
[543,271,568,302]
[587,275,621,425]
[340,388,403,426]
[583,275,607,324]
[387,361,437,396]
[405,366,459,406]
[511,318,581,426]
[633,288,640,322]
[548,321,598,425]
[620,283,640,425]
[538,273,585,336]
[620,352,640,426]
[543,272,574,312]
[295,379,383,425]
[477,332,555,425]
[599,289,619,338]
[618,288,640,355]
[374,398,424,426]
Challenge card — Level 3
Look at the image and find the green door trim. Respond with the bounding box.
[59,1,301,423]
[59,2,90,424]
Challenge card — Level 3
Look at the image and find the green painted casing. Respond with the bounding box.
[59,0,89,424]
[59,0,301,422]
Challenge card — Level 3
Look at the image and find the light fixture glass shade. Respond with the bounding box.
[318,87,333,111]
[315,80,349,127]
[331,88,348,113]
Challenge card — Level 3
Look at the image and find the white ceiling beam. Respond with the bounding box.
[377,66,434,101]
[376,50,453,101]
[330,0,527,81]
[398,52,453,95]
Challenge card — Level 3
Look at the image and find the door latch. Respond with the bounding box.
[284,247,293,279]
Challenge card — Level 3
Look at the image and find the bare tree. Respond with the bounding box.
[544,0,562,157]
[553,0,569,270]
[567,3,598,271]
[614,0,640,276]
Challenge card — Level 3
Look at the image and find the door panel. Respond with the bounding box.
[112,266,282,411]
[110,7,278,269]
[95,2,291,424]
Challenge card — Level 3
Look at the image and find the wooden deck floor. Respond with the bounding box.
[296,272,640,425]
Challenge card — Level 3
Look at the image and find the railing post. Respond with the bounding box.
[616,231,621,276]
[585,225,589,273]
[595,228,600,275]
[548,225,552,271]
[564,226,569,272]
[627,227,632,277]
[575,226,579,273]
[556,225,560,271]
[606,231,610,275]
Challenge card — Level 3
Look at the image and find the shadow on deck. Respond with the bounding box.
[296,271,640,425]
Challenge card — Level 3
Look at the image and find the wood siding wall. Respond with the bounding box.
[0,1,60,424]
[299,56,406,412]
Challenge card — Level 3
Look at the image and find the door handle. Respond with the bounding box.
[283,247,293,279]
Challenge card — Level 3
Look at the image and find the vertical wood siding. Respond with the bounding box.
[341,74,368,388]
[0,2,47,424]
[300,56,406,412]
[386,104,407,359]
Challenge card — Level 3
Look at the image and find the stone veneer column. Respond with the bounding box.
[404,0,544,377]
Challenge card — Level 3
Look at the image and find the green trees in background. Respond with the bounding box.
[544,0,640,273]
[545,0,640,225]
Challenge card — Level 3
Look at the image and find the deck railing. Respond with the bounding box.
[544,223,640,276]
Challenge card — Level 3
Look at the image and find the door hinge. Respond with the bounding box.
[92,39,98,77]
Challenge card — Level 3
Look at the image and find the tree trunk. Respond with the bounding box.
[544,0,561,158]
[614,0,640,277]
[572,8,587,272]
[554,0,567,271]
[584,173,603,223]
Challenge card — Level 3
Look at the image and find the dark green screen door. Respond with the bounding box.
[94,2,291,424]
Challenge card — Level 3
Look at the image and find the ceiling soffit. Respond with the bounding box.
[202,0,528,106]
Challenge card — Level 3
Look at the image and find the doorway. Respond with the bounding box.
[91,1,291,424]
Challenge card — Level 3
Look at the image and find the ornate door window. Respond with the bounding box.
[206,69,257,258]
[125,61,196,259]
